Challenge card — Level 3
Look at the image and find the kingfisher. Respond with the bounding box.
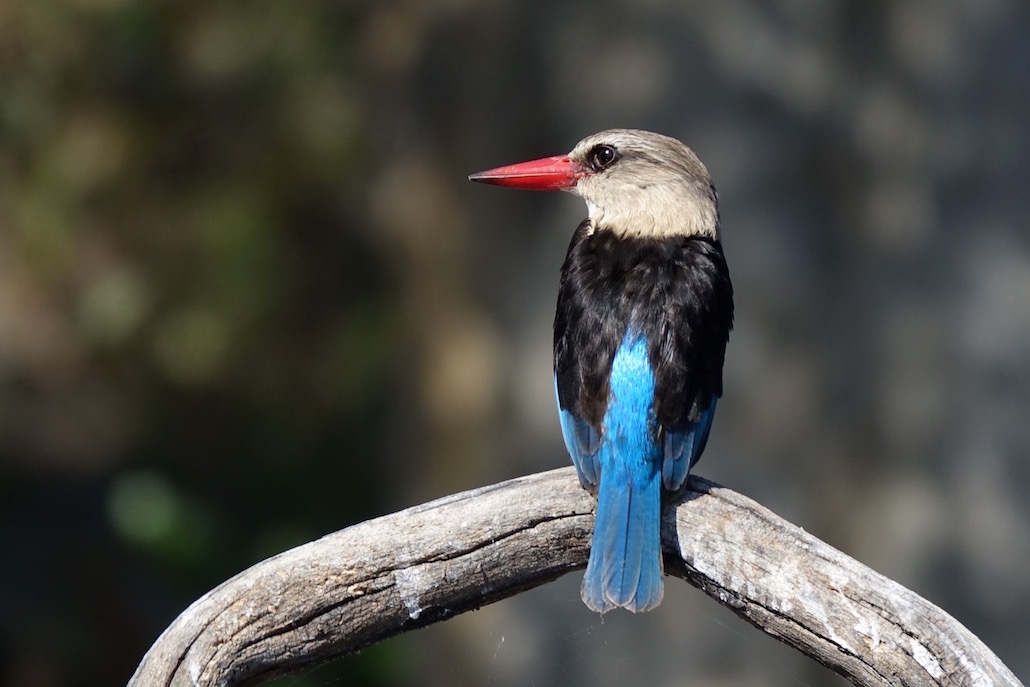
[470,129,733,613]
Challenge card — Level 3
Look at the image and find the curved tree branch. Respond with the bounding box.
[127,467,1022,687]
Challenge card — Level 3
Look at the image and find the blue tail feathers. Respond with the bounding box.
[580,333,665,613]
[581,450,664,612]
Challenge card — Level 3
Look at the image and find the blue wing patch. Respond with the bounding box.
[661,396,717,491]
[555,376,602,492]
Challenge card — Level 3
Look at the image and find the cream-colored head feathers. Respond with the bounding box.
[567,129,720,240]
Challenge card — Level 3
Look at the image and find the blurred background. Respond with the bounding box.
[1,0,1029,685]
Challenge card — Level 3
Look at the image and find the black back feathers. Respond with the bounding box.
[553,220,733,437]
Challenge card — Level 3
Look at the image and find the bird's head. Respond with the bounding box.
[470,128,719,240]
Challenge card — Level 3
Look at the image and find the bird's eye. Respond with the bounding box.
[589,144,618,170]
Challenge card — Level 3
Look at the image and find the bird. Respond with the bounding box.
[469,129,733,613]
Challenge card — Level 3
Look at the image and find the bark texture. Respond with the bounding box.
[127,468,1022,687]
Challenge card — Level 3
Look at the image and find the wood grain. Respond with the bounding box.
[127,468,1022,687]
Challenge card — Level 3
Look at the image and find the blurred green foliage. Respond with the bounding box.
[3,0,1030,686]
[1,1,406,685]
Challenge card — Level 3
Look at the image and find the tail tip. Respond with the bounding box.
[580,576,664,614]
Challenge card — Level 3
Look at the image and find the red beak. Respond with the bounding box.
[468,155,588,191]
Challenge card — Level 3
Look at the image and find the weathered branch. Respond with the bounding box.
[128,467,1022,687]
